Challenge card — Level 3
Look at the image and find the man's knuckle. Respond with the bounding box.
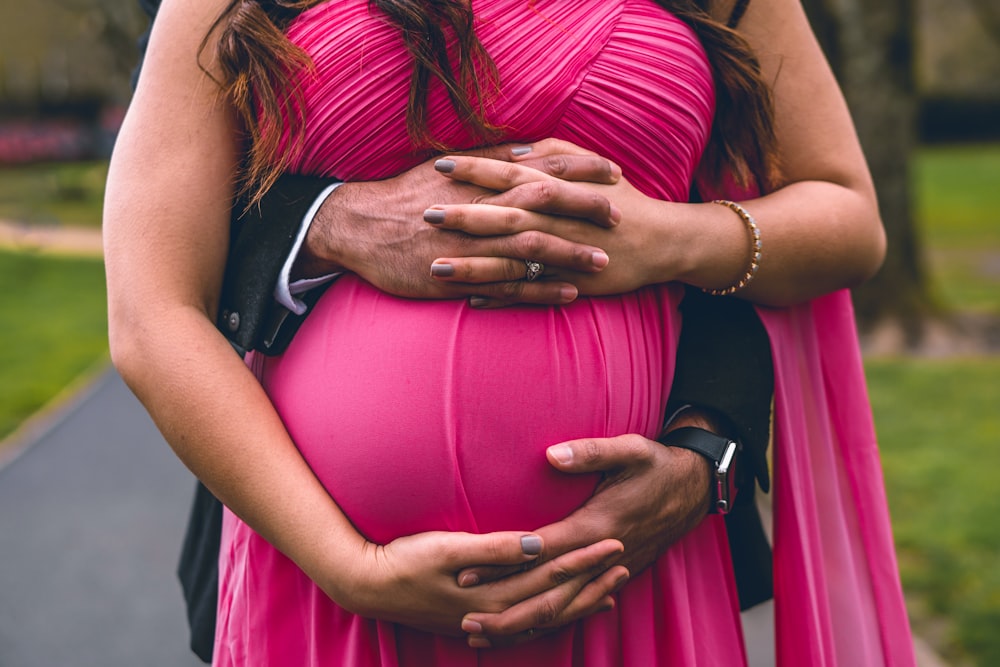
[533,600,561,626]
[542,155,569,176]
[581,439,603,464]
[571,246,592,265]
[580,156,605,178]
[549,565,575,586]
[588,192,608,211]
[534,181,558,204]
[629,433,655,456]
[600,159,615,180]
[505,260,525,281]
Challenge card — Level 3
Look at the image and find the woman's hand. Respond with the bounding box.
[426,139,679,305]
[326,530,628,638]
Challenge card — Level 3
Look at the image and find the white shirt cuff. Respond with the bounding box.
[275,181,344,315]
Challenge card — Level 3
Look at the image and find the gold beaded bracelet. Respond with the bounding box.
[703,199,762,296]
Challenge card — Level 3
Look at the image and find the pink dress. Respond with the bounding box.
[215,1,918,665]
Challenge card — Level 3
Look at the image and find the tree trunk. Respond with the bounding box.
[801,0,935,344]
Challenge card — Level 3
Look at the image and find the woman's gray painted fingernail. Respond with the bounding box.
[521,535,543,555]
[424,208,446,224]
[511,146,533,156]
[469,297,489,308]
[431,263,454,277]
[435,159,456,173]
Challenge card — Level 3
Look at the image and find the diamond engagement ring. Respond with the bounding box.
[524,259,544,281]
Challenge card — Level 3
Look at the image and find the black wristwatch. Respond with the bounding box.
[658,427,740,514]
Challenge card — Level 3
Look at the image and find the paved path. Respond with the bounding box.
[0,368,202,667]
[0,219,103,257]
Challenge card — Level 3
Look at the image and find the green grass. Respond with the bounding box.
[0,161,108,228]
[915,144,1000,249]
[0,249,108,441]
[873,142,1000,665]
[914,143,1000,313]
[867,359,1000,666]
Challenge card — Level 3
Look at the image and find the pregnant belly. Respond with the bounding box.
[258,276,679,544]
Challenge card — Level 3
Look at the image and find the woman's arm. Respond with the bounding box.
[673,0,886,303]
[105,0,623,635]
[425,0,884,307]
[105,0,368,604]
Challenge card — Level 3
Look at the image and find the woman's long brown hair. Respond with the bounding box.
[202,0,777,206]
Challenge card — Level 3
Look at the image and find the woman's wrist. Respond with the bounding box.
[702,200,762,296]
[293,531,375,613]
[632,200,739,289]
[663,201,756,291]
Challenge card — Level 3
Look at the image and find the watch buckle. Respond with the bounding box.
[714,440,738,514]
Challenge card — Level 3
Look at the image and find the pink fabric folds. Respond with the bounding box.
[701,166,917,663]
[760,291,917,665]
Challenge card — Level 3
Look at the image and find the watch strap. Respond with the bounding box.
[658,426,734,463]
[658,426,739,514]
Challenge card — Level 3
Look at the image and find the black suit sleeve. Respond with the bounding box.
[668,287,773,493]
[667,286,775,610]
[217,175,336,355]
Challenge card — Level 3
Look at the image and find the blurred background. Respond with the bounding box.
[0,0,998,665]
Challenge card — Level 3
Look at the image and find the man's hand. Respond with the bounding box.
[295,141,621,305]
[455,410,720,648]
